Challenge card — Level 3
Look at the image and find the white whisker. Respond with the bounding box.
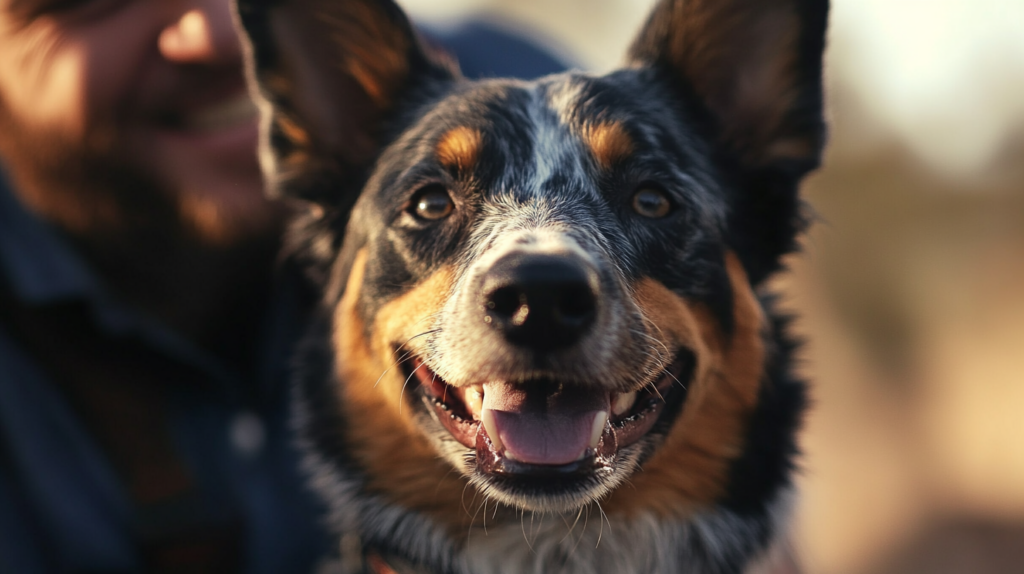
[372,328,441,388]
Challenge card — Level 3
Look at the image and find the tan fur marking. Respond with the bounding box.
[602,252,766,518]
[583,121,634,169]
[311,1,411,109]
[666,1,806,165]
[332,250,477,532]
[273,115,315,172]
[275,114,312,147]
[435,126,483,173]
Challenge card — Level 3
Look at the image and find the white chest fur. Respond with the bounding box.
[456,492,794,574]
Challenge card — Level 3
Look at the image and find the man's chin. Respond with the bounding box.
[175,182,286,247]
[137,117,290,246]
[0,107,282,250]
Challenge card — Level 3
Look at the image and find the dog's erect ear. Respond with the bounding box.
[628,0,828,171]
[234,0,457,205]
[628,0,829,283]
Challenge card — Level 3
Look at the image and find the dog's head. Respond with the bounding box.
[236,0,826,522]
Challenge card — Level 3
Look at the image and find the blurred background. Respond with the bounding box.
[404,1,1024,572]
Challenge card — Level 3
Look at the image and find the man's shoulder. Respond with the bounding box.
[429,21,569,80]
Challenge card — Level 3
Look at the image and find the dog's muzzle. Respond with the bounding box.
[404,241,693,509]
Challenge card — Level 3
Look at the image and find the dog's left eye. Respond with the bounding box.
[631,186,672,219]
[411,185,454,220]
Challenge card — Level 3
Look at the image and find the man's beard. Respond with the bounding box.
[0,94,283,254]
[0,95,290,341]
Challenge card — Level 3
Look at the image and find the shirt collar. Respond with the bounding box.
[0,174,101,305]
[0,172,247,388]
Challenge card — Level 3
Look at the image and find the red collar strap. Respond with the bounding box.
[366,553,402,574]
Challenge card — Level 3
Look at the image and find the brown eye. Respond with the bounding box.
[631,187,672,219]
[412,185,454,220]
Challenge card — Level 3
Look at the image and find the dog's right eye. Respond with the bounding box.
[631,185,673,219]
[411,185,454,221]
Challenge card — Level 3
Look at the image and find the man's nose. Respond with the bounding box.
[158,1,241,65]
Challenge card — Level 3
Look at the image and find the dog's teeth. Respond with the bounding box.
[464,385,484,415]
[482,408,503,452]
[613,392,637,416]
[590,411,608,449]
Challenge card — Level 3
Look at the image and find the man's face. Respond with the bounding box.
[0,0,278,245]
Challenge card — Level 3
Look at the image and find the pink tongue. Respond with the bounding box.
[482,381,608,466]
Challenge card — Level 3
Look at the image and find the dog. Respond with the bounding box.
[234,0,828,572]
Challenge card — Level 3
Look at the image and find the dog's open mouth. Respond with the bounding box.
[403,353,692,479]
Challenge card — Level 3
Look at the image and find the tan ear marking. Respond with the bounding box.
[274,114,312,147]
[583,121,634,169]
[326,0,412,105]
[435,126,483,173]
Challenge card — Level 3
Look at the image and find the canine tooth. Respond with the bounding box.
[464,385,484,415]
[613,392,637,416]
[481,409,503,451]
[590,411,608,449]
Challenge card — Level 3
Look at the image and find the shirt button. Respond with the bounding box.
[230,411,266,458]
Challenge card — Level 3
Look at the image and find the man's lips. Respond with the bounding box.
[177,91,258,133]
[138,69,258,135]
[408,355,687,469]
[138,88,262,169]
[153,90,258,134]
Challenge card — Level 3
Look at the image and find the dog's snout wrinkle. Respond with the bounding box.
[481,253,598,351]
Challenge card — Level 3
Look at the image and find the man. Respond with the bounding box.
[0,1,329,572]
[0,1,564,572]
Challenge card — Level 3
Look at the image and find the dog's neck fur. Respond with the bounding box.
[333,489,793,574]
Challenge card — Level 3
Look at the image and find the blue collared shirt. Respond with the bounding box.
[0,174,332,573]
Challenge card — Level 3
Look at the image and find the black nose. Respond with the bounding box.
[481,254,598,350]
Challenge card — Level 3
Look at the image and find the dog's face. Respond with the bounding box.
[332,74,753,514]
[237,0,825,527]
